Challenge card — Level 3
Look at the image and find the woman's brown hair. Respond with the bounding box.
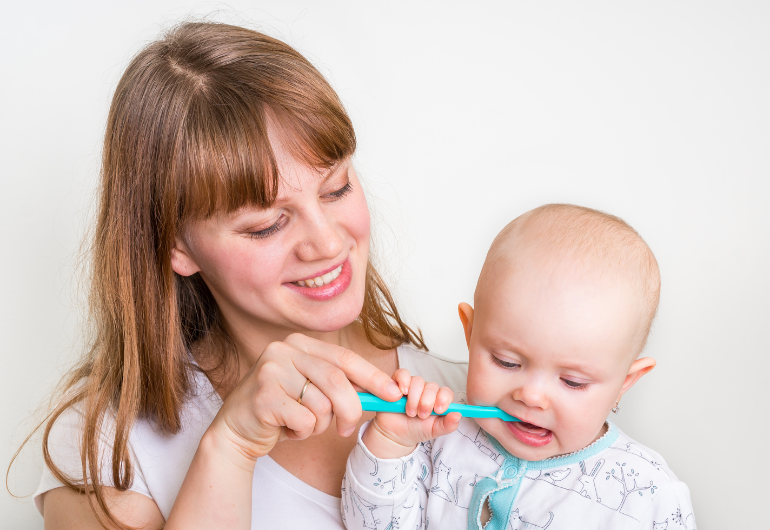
[9,21,425,529]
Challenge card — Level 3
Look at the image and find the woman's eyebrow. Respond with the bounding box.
[269,162,348,207]
[321,160,347,179]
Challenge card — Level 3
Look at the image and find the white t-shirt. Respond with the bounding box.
[34,344,468,528]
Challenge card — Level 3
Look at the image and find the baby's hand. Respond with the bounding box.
[361,369,461,459]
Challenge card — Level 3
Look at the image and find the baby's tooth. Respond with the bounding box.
[306,278,316,287]
[322,272,333,284]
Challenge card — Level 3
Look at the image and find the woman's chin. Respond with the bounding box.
[287,300,364,335]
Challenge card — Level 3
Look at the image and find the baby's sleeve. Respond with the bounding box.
[33,404,151,515]
[341,421,432,530]
[638,481,696,530]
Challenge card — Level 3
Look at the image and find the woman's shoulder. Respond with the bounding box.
[35,368,222,518]
[396,343,468,392]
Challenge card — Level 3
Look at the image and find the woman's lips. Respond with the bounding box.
[284,259,352,301]
[506,420,553,448]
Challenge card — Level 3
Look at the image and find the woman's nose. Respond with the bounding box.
[512,381,550,410]
[295,206,345,262]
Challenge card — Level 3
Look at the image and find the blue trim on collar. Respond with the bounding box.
[484,421,619,470]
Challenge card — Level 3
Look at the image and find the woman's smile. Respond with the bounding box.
[285,259,352,301]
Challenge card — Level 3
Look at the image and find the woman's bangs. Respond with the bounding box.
[269,104,357,171]
[177,90,356,222]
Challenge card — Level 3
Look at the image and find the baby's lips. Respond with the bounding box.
[506,420,553,447]
[515,421,551,435]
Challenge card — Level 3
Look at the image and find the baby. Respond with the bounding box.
[341,204,695,530]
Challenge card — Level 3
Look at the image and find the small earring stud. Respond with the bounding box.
[612,401,620,414]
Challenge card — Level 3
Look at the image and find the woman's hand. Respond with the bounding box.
[207,333,404,467]
[361,369,461,459]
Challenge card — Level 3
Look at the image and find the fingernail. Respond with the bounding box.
[342,427,355,437]
[387,381,401,396]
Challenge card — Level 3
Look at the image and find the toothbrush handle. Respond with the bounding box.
[357,393,519,422]
[444,402,519,421]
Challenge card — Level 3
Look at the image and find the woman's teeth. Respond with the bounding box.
[294,265,343,288]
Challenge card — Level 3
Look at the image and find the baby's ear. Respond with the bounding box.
[619,357,656,397]
[457,303,474,349]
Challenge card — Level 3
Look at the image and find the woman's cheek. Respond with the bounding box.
[349,209,370,246]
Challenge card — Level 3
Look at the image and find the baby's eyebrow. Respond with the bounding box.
[560,363,607,379]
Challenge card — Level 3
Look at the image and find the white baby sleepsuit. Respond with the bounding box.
[342,416,694,530]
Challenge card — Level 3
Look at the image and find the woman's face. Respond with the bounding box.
[171,139,370,343]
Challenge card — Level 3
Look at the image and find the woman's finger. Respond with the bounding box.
[284,334,402,401]
[271,397,318,441]
[405,377,424,417]
[286,349,365,436]
[295,383,334,436]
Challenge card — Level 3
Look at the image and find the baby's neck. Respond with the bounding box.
[548,421,610,460]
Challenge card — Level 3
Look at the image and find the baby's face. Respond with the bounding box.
[465,256,645,461]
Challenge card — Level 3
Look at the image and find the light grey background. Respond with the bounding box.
[2,2,768,528]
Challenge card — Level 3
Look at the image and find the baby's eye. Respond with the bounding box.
[561,378,590,390]
[491,356,520,369]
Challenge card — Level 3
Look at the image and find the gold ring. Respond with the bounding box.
[297,378,311,405]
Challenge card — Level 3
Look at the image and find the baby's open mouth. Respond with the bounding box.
[507,420,553,447]
[292,264,343,288]
[516,421,551,436]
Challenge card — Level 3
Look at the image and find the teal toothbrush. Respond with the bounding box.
[358,392,520,422]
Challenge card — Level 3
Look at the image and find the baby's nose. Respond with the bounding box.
[512,383,550,410]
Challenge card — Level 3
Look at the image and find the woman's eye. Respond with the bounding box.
[492,356,520,369]
[561,378,590,390]
[249,215,286,240]
[323,181,353,200]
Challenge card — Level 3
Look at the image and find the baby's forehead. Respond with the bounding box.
[475,247,639,313]
[475,204,660,354]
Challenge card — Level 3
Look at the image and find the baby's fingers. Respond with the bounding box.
[405,377,424,417]
[433,387,455,414]
[417,383,440,418]
[392,369,411,395]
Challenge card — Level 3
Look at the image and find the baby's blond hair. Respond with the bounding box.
[477,204,660,355]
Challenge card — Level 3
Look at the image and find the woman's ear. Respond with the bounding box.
[457,303,474,349]
[170,237,201,277]
[618,357,656,398]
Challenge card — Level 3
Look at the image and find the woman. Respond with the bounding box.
[33,21,467,529]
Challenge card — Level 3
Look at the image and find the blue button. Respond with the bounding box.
[504,466,518,477]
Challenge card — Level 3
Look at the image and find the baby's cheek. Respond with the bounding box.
[466,374,500,407]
